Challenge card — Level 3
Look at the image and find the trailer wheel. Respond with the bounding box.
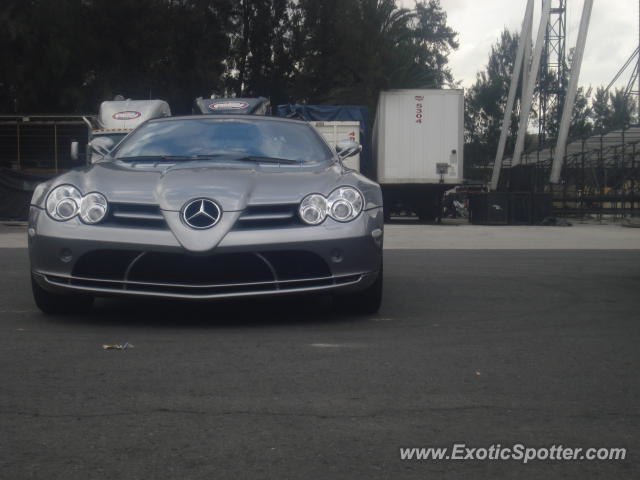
[417,207,436,222]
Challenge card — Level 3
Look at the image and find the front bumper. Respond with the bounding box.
[28,206,383,300]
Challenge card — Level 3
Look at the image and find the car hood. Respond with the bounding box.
[37,159,381,252]
[63,159,347,210]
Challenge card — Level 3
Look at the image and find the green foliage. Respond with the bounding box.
[289,0,457,110]
[225,0,295,107]
[591,86,636,132]
[464,29,521,168]
[0,0,458,115]
[464,28,637,175]
[567,86,592,138]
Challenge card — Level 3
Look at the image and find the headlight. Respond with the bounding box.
[80,192,108,224]
[299,194,328,225]
[298,187,363,225]
[45,185,108,223]
[327,187,363,222]
[46,185,82,221]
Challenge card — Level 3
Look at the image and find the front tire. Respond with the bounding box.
[31,274,94,315]
[333,267,383,315]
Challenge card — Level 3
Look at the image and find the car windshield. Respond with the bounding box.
[112,118,333,163]
[93,132,128,146]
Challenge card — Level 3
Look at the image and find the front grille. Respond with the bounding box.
[73,249,140,279]
[235,204,300,229]
[102,203,302,230]
[259,251,330,279]
[129,252,274,284]
[64,249,348,297]
[105,203,166,229]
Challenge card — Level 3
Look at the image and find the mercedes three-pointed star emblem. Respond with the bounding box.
[181,198,222,229]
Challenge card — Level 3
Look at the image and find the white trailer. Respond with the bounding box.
[309,121,361,172]
[373,89,463,220]
[77,99,171,163]
[92,99,171,146]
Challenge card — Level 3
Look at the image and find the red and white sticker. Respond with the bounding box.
[209,101,249,111]
[112,111,141,120]
[414,96,424,124]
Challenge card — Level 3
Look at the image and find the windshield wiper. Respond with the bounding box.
[116,154,301,165]
[116,155,197,162]
[230,155,300,165]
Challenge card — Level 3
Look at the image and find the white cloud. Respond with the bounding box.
[400,0,638,91]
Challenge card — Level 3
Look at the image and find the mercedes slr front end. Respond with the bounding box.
[28,116,383,314]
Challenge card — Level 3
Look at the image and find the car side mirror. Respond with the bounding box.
[70,141,79,161]
[335,139,362,160]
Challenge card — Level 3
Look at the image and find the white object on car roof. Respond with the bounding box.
[98,99,171,130]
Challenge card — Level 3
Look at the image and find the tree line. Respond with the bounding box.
[465,29,637,171]
[0,0,457,115]
[2,1,635,175]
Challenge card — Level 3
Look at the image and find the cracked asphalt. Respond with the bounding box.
[1,247,639,479]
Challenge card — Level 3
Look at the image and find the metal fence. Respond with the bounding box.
[0,116,90,174]
[0,116,91,220]
[500,124,640,218]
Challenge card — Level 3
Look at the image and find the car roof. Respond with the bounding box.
[147,115,308,126]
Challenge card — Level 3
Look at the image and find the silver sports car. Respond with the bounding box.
[28,116,384,314]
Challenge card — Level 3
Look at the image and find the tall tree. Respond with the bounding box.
[464,29,522,170]
[0,0,235,114]
[225,0,296,107]
[0,0,458,115]
[410,0,458,87]
[0,0,91,113]
[591,86,636,132]
[591,87,612,131]
[290,0,457,109]
[81,0,234,114]
[567,86,592,138]
[607,88,636,129]
[464,29,601,176]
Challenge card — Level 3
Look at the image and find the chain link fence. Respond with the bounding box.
[0,116,90,220]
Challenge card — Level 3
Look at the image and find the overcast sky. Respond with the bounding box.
[400,0,638,91]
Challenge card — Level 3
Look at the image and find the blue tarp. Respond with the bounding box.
[276,104,372,175]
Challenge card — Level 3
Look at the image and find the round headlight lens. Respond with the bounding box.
[80,192,108,224]
[299,194,328,225]
[331,199,353,221]
[46,185,82,221]
[327,187,363,222]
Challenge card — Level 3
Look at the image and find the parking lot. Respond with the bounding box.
[1,222,639,479]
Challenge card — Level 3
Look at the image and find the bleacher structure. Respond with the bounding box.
[500,125,640,218]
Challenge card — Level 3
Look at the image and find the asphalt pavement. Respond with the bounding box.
[1,245,639,479]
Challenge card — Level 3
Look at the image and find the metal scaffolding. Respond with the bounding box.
[605,0,640,121]
[539,0,567,144]
[492,0,594,191]
[502,125,640,218]
[490,0,534,191]
[550,0,593,183]
[538,0,567,143]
